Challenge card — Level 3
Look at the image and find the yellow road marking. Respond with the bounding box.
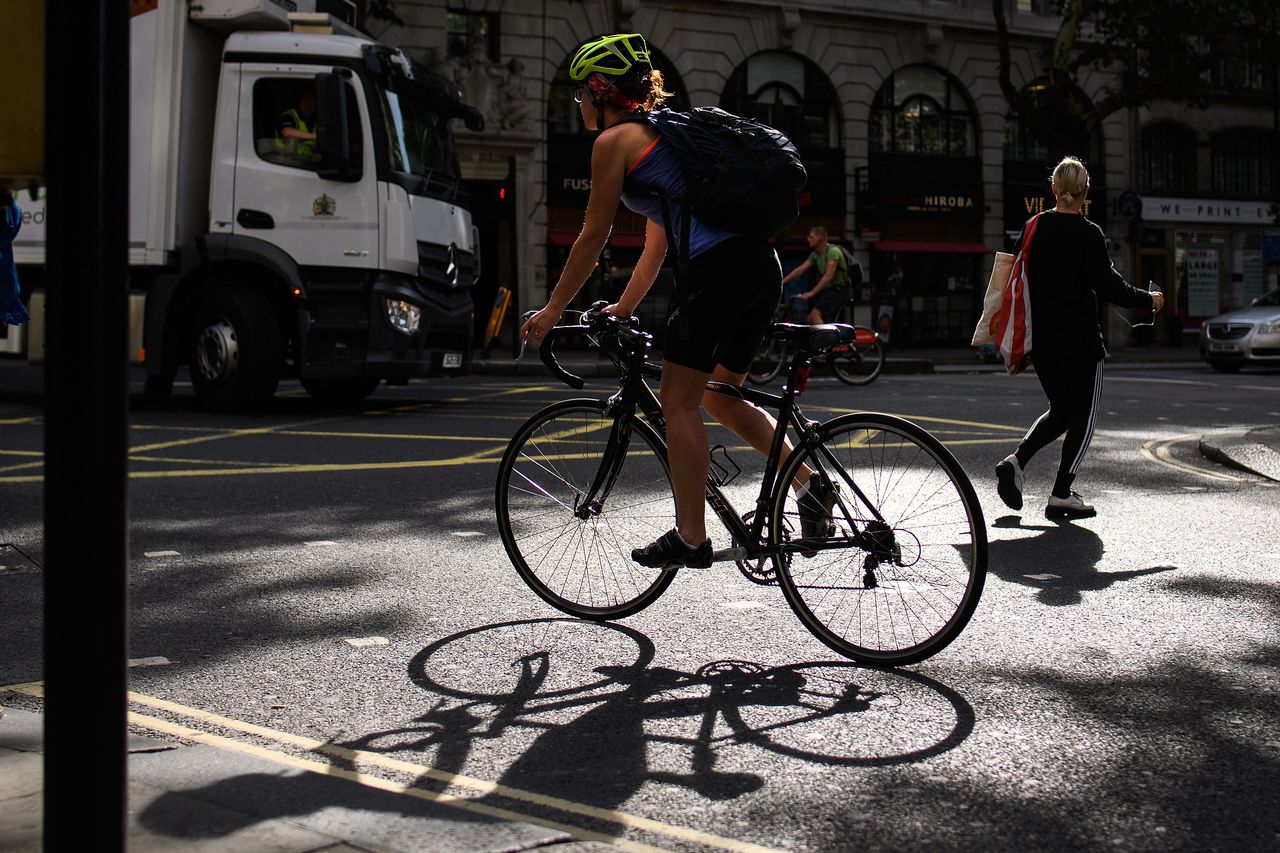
[124,711,670,853]
[0,681,783,853]
[0,417,38,425]
[129,426,285,454]
[0,460,44,474]
[0,449,42,457]
[279,430,511,442]
[1141,436,1245,482]
[810,408,1028,433]
[129,455,297,468]
[0,454,498,483]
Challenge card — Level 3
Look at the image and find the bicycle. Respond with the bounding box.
[495,303,987,666]
[747,296,885,387]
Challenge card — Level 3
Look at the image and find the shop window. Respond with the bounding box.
[870,66,975,157]
[1140,123,1197,195]
[1016,0,1056,13]
[446,10,499,63]
[1211,129,1273,199]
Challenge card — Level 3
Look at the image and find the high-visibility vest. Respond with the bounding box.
[275,107,316,157]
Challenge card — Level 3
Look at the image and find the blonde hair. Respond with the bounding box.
[640,69,672,111]
[1050,156,1090,206]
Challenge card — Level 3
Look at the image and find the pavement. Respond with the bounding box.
[2,342,1278,850]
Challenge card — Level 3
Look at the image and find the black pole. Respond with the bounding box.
[507,155,520,357]
[43,1,130,849]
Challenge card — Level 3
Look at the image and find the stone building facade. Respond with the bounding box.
[378,0,1276,349]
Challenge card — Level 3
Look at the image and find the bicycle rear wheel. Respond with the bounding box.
[830,329,885,386]
[747,337,788,385]
[769,413,986,665]
[495,399,677,620]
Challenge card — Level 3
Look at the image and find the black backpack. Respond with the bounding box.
[619,107,807,242]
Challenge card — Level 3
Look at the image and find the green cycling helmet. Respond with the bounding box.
[569,33,650,81]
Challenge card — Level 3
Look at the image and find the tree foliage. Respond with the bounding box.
[993,0,1275,157]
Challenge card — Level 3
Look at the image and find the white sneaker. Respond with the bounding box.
[1045,491,1096,520]
[995,454,1024,510]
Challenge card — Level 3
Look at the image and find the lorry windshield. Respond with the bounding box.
[366,47,473,199]
[380,86,459,187]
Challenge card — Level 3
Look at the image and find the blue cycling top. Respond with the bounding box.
[620,138,737,259]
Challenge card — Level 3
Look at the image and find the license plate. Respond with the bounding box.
[1209,343,1239,352]
[442,352,463,368]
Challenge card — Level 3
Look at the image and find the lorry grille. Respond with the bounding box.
[417,242,475,291]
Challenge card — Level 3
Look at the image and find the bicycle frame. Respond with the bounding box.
[574,333,889,564]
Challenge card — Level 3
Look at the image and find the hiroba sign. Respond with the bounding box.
[1142,197,1274,224]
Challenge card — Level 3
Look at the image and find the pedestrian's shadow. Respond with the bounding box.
[988,514,1175,606]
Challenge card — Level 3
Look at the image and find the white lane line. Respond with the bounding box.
[343,637,390,648]
[128,657,173,668]
[451,531,485,538]
[304,540,338,547]
[143,550,180,558]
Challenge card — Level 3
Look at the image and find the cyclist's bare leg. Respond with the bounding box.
[660,360,713,544]
[701,365,814,490]
[807,307,825,325]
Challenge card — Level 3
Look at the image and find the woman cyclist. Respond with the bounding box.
[520,33,834,569]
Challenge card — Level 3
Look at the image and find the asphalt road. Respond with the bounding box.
[2,364,1279,852]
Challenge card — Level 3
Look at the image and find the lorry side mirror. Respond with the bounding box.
[315,73,361,183]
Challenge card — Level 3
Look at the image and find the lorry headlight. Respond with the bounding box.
[384,298,421,334]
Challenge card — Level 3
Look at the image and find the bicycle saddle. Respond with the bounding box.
[768,323,857,352]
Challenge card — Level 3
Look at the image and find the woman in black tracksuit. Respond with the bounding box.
[996,156,1165,520]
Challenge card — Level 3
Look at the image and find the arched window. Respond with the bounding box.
[870,66,975,157]
[721,51,844,228]
[1211,129,1272,199]
[1140,123,1197,195]
[720,51,841,151]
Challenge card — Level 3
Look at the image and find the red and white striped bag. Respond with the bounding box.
[989,213,1040,375]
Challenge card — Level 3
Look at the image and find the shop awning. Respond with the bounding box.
[548,231,646,248]
[872,240,989,254]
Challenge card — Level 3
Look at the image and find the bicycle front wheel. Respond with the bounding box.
[495,399,677,620]
[830,330,885,386]
[769,413,987,665]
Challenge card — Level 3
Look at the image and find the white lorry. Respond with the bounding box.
[13,0,483,409]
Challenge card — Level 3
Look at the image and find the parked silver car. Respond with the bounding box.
[1199,287,1280,372]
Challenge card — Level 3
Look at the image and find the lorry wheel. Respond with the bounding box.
[190,287,282,412]
[300,376,382,405]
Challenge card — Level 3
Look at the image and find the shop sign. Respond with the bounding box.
[1142,197,1274,224]
[863,153,984,222]
[1186,248,1220,316]
[546,133,595,207]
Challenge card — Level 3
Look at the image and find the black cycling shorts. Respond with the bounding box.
[663,236,782,375]
[811,287,847,323]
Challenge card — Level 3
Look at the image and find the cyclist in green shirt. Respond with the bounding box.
[780,225,851,324]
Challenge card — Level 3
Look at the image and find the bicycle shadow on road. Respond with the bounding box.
[133,618,976,845]
[351,619,975,811]
[987,514,1176,606]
